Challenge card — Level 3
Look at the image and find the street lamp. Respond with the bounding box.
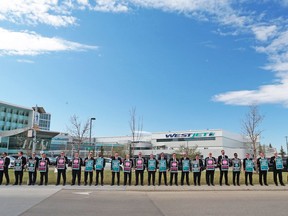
[89,118,96,146]
[285,136,288,156]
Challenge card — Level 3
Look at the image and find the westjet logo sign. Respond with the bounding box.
[165,132,215,138]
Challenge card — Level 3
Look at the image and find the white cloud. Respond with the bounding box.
[93,0,129,12]
[1,0,288,107]
[213,81,288,107]
[0,27,97,56]
[17,59,35,64]
[252,25,277,42]
[0,0,76,27]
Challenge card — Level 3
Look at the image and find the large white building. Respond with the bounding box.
[95,129,252,159]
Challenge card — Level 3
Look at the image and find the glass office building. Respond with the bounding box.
[0,101,58,154]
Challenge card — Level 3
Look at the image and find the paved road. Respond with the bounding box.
[1,186,288,216]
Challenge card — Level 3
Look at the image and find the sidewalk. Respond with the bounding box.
[4,184,287,192]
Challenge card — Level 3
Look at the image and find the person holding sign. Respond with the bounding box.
[28,152,39,186]
[205,153,216,186]
[270,152,285,186]
[180,152,190,186]
[192,154,203,186]
[38,153,50,186]
[123,154,134,186]
[231,153,241,186]
[84,152,95,186]
[111,152,122,186]
[55,152,68,186]
[147,154,158,186]
[218,150,230,186]
[257,152,269,186]
[158,152,168,186]
[95,153,106,186]
[169,153,179,186]
[14,151,27,185]
[135,152,145,186]
[243,153,254,186]
[0,152,10,185]
[71,152,83,186]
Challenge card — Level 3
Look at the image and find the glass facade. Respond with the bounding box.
[39,113,51,131]
[0,105,32,131]
[0,101,57,154]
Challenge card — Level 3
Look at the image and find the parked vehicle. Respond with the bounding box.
[104,157,123,171]
[48,157,57,166]
[267,157,288,172]
[7,156,16,168]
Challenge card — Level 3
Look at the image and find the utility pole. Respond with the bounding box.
[89,117,96,155]
[285,136,288,156]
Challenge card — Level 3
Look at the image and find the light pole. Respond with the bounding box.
[285,136,288,156]
[89,117,96,147]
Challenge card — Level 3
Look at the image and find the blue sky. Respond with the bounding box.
[1,0,288,151]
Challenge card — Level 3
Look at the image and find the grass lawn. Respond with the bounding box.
[2,169,288,186]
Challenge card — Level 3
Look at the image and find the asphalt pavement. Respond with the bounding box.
[1,185,288,216]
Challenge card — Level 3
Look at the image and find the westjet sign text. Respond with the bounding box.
[165,132,215,138]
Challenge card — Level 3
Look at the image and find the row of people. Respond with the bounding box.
[0,150,286,186]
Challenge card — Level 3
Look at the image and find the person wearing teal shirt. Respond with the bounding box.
[83,152,95,186]
[158,152,168,186]
[95,153,106,186]
[192,154,204,186]
[147,154,158,186]
[270,152,285,186]
[231,153,242,186]
[243,153,254,186]
[180,152,190,186]
[111,152,122,186]
[257,152,268,186]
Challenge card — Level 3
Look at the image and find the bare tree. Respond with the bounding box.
[129,107,143,156]
[67,115,90,153]
[242,105,264,172]
[175,144,201,159]
[280,145,286,158]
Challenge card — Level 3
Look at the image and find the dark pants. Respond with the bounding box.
[245,172,253,185]
[181,172,190,185]
[111,172,120,185]
[170,172,178,185]
[39,172,48,185]
[206,170,215,186]
[96,170,104,185]
[233,171,240,185]
[0,170,9,185]
[123,172,132,186]
[273,170,284,185]
[28,171,37,185]
[84,171,93,185]
[148,171,156,186]
[259,170,268,185]
[72,170,81,185]
[193,172,201,186]
[56,169,66,185]
[14,171,23,185]
[158,172,167,185]
[135,170,144,185]
[219,170,229,185]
